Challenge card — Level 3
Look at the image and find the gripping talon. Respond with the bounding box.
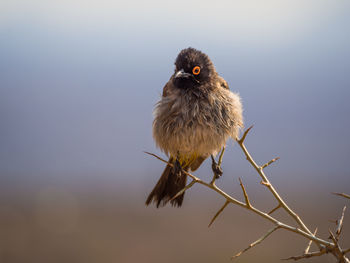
[173,158,183,180]
[211,155,223,179]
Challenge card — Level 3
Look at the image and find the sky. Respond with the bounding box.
[0,0,350,191]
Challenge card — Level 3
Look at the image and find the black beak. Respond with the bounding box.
[175,69,191,79]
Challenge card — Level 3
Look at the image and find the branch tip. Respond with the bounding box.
[332,192,350,200]
[145,151,199,181]
[218,146,226,166]
[208,200,230,227]
[170,180,197,202]
[260,181,270,187]
[231,226,279,260]
[336,206,346,238]
[144,151,172,165]
[282,250,327,261]
[238,125,253,144]
[261,157,280,169]
[268,204,282,215]
[304,228,318,254]
[239,178,251,208]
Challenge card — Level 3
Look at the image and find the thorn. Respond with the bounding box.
[268,204,281,215]
[144,151,172,165]
[208,201,230,227]
[304,228,318,254]
[238,125,253,144]
[260,181,270,187]
[218,146,226,167]
[332,192,350,200]
[231,226,279,260]
[239,178,251,208]
[261,157,280,169]
[170,180,197,202]
[336,206,346,238]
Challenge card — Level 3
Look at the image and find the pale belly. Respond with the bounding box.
[153,91,238,159]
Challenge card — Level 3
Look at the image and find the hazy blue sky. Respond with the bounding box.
[1,0,350,192]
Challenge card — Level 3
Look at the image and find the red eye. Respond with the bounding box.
[192,66,200,75]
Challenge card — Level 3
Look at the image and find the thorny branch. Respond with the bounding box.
[336,206,347,239]
[145,127,349,262]
[304,228,318,254]
[208,200,230,227]
[282,250,327,261]
[239,178,251,208]
[333,192,350,200]
[268,204,282,215]
[231,226,280,260]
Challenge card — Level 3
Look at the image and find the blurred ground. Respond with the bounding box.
[0,174,348,263]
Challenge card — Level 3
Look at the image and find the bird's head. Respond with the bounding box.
[173,47,216,90]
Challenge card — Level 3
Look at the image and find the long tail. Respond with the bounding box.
[145,158,187,207]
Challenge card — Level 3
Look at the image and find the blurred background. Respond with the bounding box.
[1,0,350,262]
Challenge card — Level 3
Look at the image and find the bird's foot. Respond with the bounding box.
[211,155,223,179]
[173,158,183,179]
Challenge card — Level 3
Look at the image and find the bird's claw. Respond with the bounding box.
[173,158,183,179]
[211,155,223,179]
[212,163,223,179]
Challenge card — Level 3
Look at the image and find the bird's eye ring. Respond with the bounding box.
[192,66,201,75]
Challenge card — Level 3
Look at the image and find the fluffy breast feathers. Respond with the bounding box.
[153,79,243,160]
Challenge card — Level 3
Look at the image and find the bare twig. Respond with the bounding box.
[231,226,280,260]
[218,146,225,167]
[236,128,316,245]
[239,178,251,208]
[333,192,350,200]
[170,180,197,201]
[304,228,318,254]
[144,151,172,165]
[268,204,282,215]
[145,126,350,262]
[336,206,346,238]
[329,230,343,252]
[282,250,327,261]
[144,151,198,181]
[261,157,280,169]
[328,230,349,263]
[237,125,253,144]
[208,200,230,227]
[260,181,271,187]
[145,151,333,247]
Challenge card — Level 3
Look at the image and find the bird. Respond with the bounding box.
[146,47,243,208]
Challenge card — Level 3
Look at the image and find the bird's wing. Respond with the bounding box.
[162,77,174,97]
[189,156,207,171]
[217,75,229,90]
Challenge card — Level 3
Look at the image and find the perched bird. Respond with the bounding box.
[146,47,243,207]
